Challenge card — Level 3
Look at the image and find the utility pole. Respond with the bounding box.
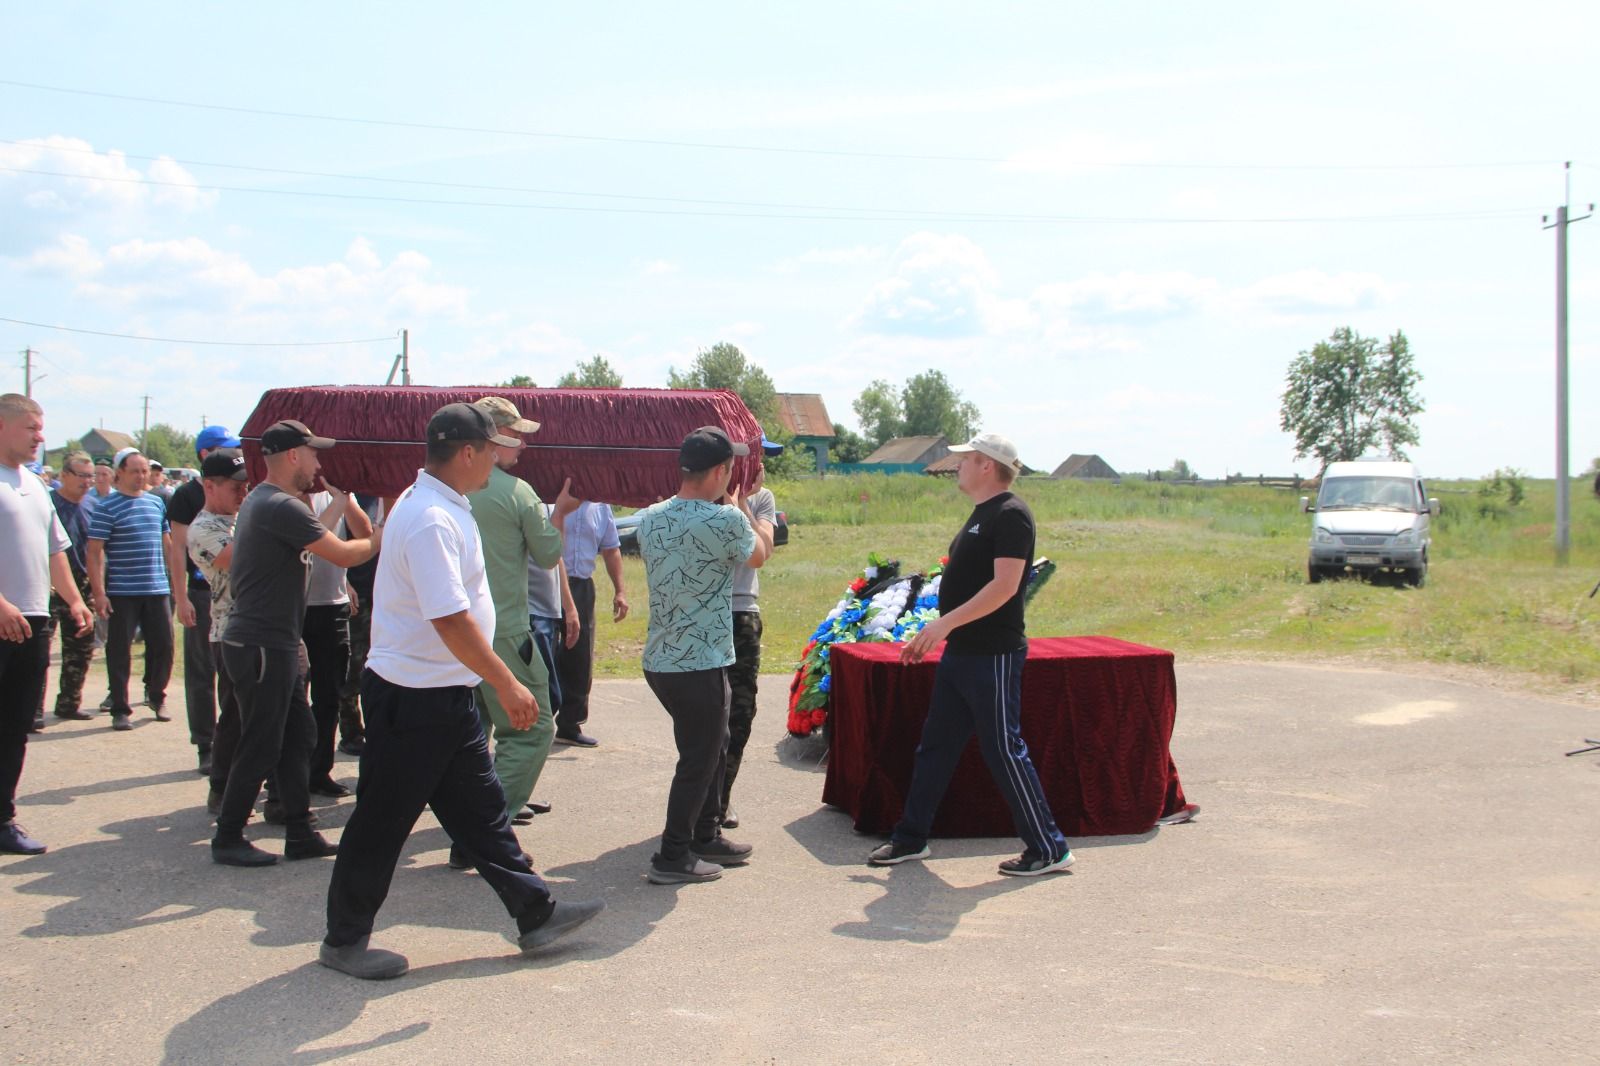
[1544,162,1593,566]
[21,348,43,397]
[141,395,151,440]
[385,328,411,386]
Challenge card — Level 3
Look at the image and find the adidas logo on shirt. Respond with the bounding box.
[968,524,980,534]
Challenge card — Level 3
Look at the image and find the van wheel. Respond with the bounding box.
[1307,564,1324,584]
[1405,558,1427,588]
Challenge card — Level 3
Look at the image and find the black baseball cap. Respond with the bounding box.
[260,419,335,455]
[678,425,749,473]
[427,402,520,448]
[200,447,247,481]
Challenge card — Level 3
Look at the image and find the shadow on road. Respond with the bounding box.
[831,863,1039,943]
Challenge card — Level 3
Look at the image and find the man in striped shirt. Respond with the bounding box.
[87,448,183,732]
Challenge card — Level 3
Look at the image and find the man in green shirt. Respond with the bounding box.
[457,397,574,869]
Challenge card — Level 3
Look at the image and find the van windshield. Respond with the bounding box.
[1317,476,1417,512]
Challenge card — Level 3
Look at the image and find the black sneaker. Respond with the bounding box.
[516,898,605,952]
[309,778,352,798]
[553,730,598,748]
[0,821,47,855]
[867,840,930,866]
[29,715,44,734]
[719,808,740,830]
[111,713,132,732]
[997,850,1075,877]
[691,834,753,865]
[149,702,171,722]
[284,831,339,861]
[54,707,93,721]
[337,737,365,757]
[211,837,278,867]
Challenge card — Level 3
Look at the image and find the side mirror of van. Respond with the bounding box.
[1299,496,1312,514]
[1428,497,1440,517]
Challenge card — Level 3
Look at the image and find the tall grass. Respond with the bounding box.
[591,474,1600,690]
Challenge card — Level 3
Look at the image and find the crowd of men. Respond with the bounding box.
[0,388,1071,981]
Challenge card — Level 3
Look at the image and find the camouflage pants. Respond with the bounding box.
[38,568,96,716]
[721,610,762,815]
[336,591,371,742]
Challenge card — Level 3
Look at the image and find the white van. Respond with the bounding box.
[1300,460,1439,586]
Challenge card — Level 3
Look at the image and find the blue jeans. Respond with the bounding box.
[891,645,1068,861]
[529,614,563,718]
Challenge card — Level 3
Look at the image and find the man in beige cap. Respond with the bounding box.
[867,432,1073,877]
[451,396,576,869]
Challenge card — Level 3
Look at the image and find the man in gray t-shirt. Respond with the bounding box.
[721,470,776,829]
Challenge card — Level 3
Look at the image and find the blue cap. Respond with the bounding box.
[195,425,241,454]
[760,435,785,457]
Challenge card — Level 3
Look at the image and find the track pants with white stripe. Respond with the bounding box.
[891,645,1069,861]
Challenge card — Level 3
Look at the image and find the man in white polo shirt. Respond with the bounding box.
[320,403,603,981]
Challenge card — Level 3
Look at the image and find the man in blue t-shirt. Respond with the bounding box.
[636,426,772,885]
[87,448,182,731]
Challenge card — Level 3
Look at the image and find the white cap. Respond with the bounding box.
[112,446,143,469]
[948,432,1022,471]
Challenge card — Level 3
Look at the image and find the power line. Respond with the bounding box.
[6,138,1572,221]
[0,166,1541,225]
[0,78,1567,171]
[0,317,396,347]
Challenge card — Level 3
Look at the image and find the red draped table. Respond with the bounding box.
[822,637,1191,837]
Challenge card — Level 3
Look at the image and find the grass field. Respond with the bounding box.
[591,474,1600,692]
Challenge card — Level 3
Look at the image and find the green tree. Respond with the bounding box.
[137,423,196,469]
[557,354,623,389]
[761,428,817,480]
[851,379,902,449]
[668,342,776,425]
[829,422,870,464]
[499,374,537,387]
[1280,326,1424,466]
[900,369,980,443]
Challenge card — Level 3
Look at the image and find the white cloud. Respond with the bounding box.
[772,245,887,272]
[640,259,681,275]
[1031,271,1219,323]
[853,232,1026,338]
[0,136,216,215]
[1225,270,1395,318]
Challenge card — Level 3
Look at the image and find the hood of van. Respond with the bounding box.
[1314,509,1420,535]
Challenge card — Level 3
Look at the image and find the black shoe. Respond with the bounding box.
[867,840,931,866]
[511,805,535,826]
[553,730,598,748]
[517,898,605,952]
[98,695,113,712]
[284,831,339,861]
[149,702,172,722]
[319,937,408,980]
[0,821,47,855]
[53,707,93,721]
[337,737,365,757]
[997,850,1075,877]
[29,716,44,734]
[647,857,723,885]
[263,802,317,828]
[691,834,753,865]
[719,808,740,830]
[111,713,132,732]
[211,837,278,867]
[447,845,472,870]
[309,778,352,798]
[197,748,212,776]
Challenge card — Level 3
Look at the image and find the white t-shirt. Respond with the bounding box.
[367,469,496,689]
[0,463,70,616]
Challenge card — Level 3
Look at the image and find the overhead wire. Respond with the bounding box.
[0,166,1541,224]
[0,78,1568,172]
[0,317,396,346]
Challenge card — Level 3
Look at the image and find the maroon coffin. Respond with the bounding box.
[238,385,764,506]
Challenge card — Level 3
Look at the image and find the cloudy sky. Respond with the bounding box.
[3,3,1596,478]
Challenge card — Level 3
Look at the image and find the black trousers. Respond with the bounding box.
[183,586,215,749]
[324,670,551,947]
[105,594,173,715]
[0,619,50,823]
[336,591,371,743]
[207,641,241,795]
[553,576,595,736]
[302,603,351,781]
[645,667,730,863]
[215,643,314,836]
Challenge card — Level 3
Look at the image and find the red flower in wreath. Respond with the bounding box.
[848,577,868,594]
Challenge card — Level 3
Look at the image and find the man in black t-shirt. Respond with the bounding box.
[867,433,1072,877]
[167,424,242,774]
[211,420,379,868]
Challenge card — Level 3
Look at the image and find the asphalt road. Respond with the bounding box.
[3,661,1597,1065]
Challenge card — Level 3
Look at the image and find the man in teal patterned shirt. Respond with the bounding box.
[637,426,772,885]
